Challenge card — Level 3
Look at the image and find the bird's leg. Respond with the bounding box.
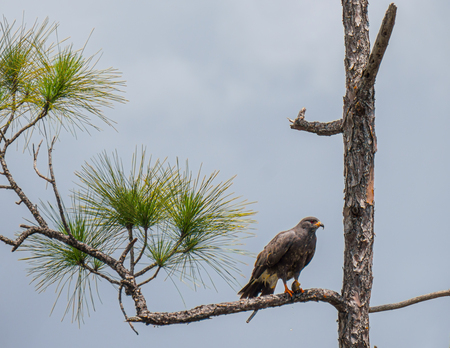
[292,279,304,294]
[283,282,294,297]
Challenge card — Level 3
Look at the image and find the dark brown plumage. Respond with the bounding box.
[239,216,324,300]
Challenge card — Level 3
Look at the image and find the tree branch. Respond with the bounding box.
[5,106,49,148]
[82,262,121,286]
[137,266,161,287]
[128,288,345,325]
[359,3,397,93]
[134,227,148,266]
[134,236,186,278]
[0,234,16,246]
[289,108,343,136]
[33,141,52,182]
[119,284,139,335]
[0,151,49,229]
[369,289,450,313]
[118,238,138,265]
[134,261,158,278]
[32,138,74,238]
[1,226,130,279]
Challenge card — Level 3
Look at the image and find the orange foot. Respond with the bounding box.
[283,283,294,297]
[292,280,304,294]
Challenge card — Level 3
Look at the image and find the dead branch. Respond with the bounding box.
[359,3,397,93]
[0,185,13,189]
[33,141,52,183]
[119,284,139,335]
[33,137,74,238]
[128,288,345,325]
[289,108,343,136]
[370,289,450,313]
[46,137,73,237]
[0,151,49,228]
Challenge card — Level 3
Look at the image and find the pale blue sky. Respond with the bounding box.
[1,1,449,347]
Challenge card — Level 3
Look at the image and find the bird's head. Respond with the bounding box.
[299,216,324,231]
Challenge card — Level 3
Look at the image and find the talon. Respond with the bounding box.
[284,283,294,297]
[292,280,304,294]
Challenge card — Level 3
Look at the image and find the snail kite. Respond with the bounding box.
[238,216,324,321]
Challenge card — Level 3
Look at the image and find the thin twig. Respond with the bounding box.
[46,137,73,238]
[33,141,52,182]
[33,138,73,238]
[134,262,158,278]
[128,227,135,275]
[0,126,7,144]
[135,237,185,278]
[11,227,40,251]
[6,105,49,148]
[134,227,148,266]
[370,289,450,313]
[137,266,161,287]
[82,263,121,286]
[118,238,138,265]
[0,185,13,189]
[2,93,17,137]
[118,284,139,335]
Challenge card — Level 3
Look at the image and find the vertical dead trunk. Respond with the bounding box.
[339,0,376,347]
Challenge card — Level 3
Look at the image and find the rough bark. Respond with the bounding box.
[339,1,374,347]
[338,2,396,348]
[129,288,345,325]
[289,108,343,135]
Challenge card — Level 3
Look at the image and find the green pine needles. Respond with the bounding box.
[0,17,126,144]
[22,149,255,323]
[0,17,255,328]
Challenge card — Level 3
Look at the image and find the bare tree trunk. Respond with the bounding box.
[339,1,375,347]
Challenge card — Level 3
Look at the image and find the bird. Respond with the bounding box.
[238,216,324,322]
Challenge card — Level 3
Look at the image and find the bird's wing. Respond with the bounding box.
[264,230,295,267]
[249,230,295,281]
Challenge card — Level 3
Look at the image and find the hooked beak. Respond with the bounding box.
[314,221,324,229]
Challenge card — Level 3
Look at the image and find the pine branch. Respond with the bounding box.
[82,262,121,286]
[6,105,49,148]
[0,148,49,229]
[137,266,161,287]
[128,288,345,325]
[118,238,138,265]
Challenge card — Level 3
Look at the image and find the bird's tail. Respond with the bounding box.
[238,279,262,299]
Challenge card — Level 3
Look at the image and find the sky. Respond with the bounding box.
[1,0,449,347]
